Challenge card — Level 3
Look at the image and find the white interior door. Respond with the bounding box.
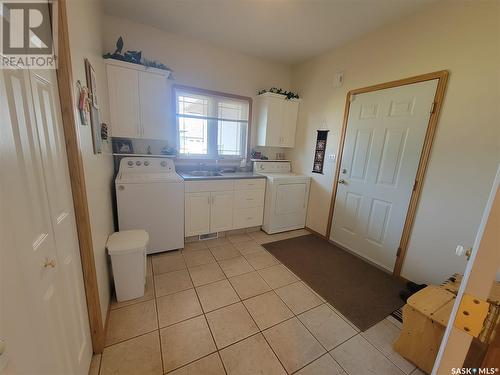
[433,165,500,373]
[30,69,92,373]
[330,80,438,271]
[0,67,91,374]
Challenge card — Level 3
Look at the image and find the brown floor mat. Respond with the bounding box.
[263,234,405,331]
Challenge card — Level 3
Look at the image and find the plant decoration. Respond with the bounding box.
[258,87,299,100]
[103,37,173,74]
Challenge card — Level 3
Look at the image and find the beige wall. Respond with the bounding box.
[67,0,114,322]
[102,14,292,156]
[290,1,500,284]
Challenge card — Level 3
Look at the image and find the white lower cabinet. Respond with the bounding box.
[185,192,211,236]
[210,191,234,232]
[184,178,266,236]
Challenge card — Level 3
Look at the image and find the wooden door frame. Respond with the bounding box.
[325,71,449,277]
[56,0,105,353]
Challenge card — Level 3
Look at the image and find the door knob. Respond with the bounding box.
[44,258,56,268]
[456,245,472,260]
[338,179,346,184]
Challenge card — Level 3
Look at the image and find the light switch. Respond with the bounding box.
[333,72,344,88]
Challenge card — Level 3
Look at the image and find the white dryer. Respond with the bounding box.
[254,161,311,234]
[116,157,184,254]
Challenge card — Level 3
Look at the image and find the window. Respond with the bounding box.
[175,87,250,158]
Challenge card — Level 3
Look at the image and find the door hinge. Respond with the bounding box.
[412,180,418,192]
[454,293,500,343]
[396,247,402,257]
[430,102,437,114]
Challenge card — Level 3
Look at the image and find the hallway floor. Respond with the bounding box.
[89,230,424,375]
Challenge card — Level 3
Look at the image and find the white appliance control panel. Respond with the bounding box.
[120,157,175,174]
[254,161,291,174]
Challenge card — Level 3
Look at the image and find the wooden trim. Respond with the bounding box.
[56,0,105,353]
[325,71,449,277]
[305,226,328,240]
[102,301,111,345]
[172,84,253,160]
[325,91,352,240]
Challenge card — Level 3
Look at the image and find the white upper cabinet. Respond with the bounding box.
[106,60,171,140]
[107,64,141,138]
[255,93,300,148]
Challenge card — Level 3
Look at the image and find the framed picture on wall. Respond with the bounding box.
[112,138,134,154]
[85,58,102,154]
[312,130,329,174]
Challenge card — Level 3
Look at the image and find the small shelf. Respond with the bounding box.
[112,153,176,158]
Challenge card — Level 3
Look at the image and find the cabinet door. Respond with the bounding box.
[107,65,141,138]
[210,191,234,232]
[264,96,284,147]
[280,100,299,147]
[185,192,210,236]
[139,71,169,140]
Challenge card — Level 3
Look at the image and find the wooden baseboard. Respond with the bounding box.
[305,226,328,240]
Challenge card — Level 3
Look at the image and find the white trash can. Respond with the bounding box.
[107,230,149,302]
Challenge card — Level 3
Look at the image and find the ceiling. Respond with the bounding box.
[102,0,437,65]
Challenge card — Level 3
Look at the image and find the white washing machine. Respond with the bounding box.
[116,157,184,254]
[254,161,311,234]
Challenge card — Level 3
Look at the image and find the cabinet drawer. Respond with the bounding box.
[233,207,264,229]
[185,180,234,193]
[234,189,265,208]
[234,179,266,191]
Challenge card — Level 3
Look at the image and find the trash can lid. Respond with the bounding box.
[107,230,149,255]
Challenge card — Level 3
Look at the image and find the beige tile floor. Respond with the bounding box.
[91,229,423,375]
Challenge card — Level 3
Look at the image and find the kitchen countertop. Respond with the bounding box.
[179,171,265,181]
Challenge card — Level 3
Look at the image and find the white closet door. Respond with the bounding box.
[107,65,141,138]
[30,69,92,374]
[0,68,73,374]
[139,71,169,140]
[331,80,438,271]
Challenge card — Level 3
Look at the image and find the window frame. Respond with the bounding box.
[173,85,252,160]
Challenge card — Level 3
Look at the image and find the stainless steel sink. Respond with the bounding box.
[187,170,223,177]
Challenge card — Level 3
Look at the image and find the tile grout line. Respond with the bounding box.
[184,254,229,375]
[151,269,165,375]
[149,232,368,374]
[357,331,409,375]
[238,297,289,374]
